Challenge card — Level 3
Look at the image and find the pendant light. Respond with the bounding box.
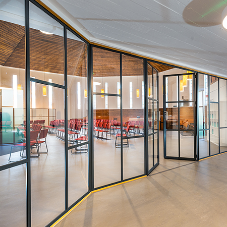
[43,86,47,96]
[180,80,184,92]
[183,75,187,87]
[43,73,47,96]
[136,75,139,98]
[17,71,22,90]
[187,71,193,80]
[101,75,104,98]
[84,89,87,98]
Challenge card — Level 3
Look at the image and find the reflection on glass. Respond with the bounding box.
[166,106,178,130]
[0,165,26,227]
[31,84,65,226]
[166,76,178,102]
[198,74,208,130]
[199,130,209,158]
[148,135,153,170]
[122,54,144,179]
[180,131,194,158]
[67,30,88,205]
[154,132,158,164]
[94,95,121,187]
[0,0,26,166]
[148,100,153,134]
[210,76,218,102]
[179,74,193,102]
[29,2,64,85]
[93,48,120,94]
[219,79,227,127]
[210,103,219,155]
[180,104,194,131]
[166,131,178,157]
[220,129,227,153]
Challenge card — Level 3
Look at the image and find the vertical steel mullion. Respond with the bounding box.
[63,27,68,210]
[120,54,123,181]
[194,73,198,160]
[178,75,180,158]
[218,78,220,153]
[196,73,199,160]
[152,67,154,167]
[144,59,148,175]
[88,44,94,191]
[25,0,31,226]
[208,76,211,156]
[163,76,166,158]
[157,70,159,164]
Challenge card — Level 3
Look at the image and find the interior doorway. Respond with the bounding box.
[163,73,196,160]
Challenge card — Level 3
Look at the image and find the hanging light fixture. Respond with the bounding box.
[118,89,120,95]
[101,89,104,98]
[136,89,140,98]
[43,86,47,96]
[148,87,151,97]
[84,89,87,98]
[136,75,139,98]
[187,71,193,80]
[180,80,184,92]
[183,75,188,87]
[17,71,22,90]
[17,84,22,90]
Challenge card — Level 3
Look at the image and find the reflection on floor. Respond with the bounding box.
[1,130,227,226]
[56,153,227,227]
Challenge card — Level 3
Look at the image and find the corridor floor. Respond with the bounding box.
[56,153,227,227]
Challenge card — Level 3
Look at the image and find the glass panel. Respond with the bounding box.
[67,31,88,204]
[148,135,153,170]
[199,130,209,159]
[166,131,178,157]
[93,47,120,95]
[94,95,121,187]
[148,99,153,134]
[154,101,158,130]
[210,103,219,155]
[0,164,26,227]
[198,74,209,130]
[154,70,158,100]
[210,76,218,102]
[166,76,178,102]
[180,131,194,158]
[147,64,153,99]
[29,2,64,85]
[122,54,144,179]
[179,74,193,101]
[154,132,158,164]
[0,0,26,165]
[220,128,227,153]
[31,84,65,226]
[180,104,194,131]
[219,79,227,127]
[166,105,178,130]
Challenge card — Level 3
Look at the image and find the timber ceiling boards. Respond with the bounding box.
[41,0,227,78]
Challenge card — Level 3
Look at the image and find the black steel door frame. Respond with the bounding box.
[163,73,197,161]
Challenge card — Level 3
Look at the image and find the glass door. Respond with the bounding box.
[163,73,196,160]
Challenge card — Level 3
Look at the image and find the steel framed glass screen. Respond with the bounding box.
[198,74,227,160]
[0,0,160,226]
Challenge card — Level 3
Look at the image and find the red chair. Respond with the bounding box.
[71,136,88,154]
[37,129,48,153]
[9,130,39,161]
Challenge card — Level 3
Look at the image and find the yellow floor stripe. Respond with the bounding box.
[199,151,227,161]
[50,192,91,227]
[50,175,146,226]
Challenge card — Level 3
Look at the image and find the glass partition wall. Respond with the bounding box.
[198,74,227,159]
[0,1,160,226]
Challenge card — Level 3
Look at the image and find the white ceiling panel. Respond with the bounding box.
[42,0,227,77]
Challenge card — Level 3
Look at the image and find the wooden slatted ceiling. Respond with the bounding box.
[1,20,173,77]
[148,60,173,72]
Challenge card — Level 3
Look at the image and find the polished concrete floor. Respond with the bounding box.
[1,130,227,227]
[56,152,227,227]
